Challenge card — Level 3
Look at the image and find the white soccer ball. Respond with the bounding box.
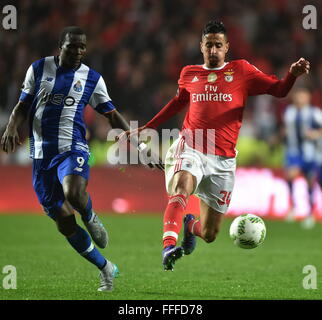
[229,214,266,249]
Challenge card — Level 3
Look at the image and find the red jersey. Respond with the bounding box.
[146,59,296,157]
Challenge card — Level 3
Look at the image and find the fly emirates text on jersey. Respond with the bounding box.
[191,85,233,103]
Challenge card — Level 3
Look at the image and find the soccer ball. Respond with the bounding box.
[229,214,266,249]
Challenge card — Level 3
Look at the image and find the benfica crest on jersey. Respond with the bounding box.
[224,69,234,82]
[207,73,217,83]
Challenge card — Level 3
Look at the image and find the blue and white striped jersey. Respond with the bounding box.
[284,104,322,162]
[19,56,116,159]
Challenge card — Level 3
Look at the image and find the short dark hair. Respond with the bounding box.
[202,20,227,38]
[59,26,85,48]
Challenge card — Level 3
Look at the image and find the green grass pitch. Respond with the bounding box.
[0,214,321,300]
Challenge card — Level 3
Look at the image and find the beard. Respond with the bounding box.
[208,56,219,67]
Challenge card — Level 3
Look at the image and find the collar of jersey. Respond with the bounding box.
[202,62,229,70]
[54,56,82,71]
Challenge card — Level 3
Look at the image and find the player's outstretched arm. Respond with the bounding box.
[105,110,164,171]
[115,89,189,170]
[1,101,30,153]
[104,109,130,132]
[247,58,310,98]
[118,90,189,142]
[269,58,310,97]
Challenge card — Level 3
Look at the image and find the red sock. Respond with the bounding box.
[188,219,201,237]
[163,194,187,248]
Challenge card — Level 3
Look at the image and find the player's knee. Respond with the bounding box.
[172,182,191,199]
[64,188,85,207]
[171,172,195,198]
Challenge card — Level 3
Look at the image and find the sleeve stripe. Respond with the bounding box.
[95,101,116,114]
[19,91,34,104]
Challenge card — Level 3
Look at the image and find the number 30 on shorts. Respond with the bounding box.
[218,190,232,206]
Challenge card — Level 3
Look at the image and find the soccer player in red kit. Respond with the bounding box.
[123,21,310,271]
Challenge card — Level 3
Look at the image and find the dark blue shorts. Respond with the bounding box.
[32,151,90,220]
[285,152,317,178]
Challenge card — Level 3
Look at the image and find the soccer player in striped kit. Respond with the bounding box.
[122,21,310,271]
[284,88,322,228]
[1,26,162,290]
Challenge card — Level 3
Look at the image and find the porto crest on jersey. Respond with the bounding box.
[224,69,234,82]
[207,73,217,83]
[73,80,83,92]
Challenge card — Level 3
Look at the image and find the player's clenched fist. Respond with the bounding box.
[290,58,310,77]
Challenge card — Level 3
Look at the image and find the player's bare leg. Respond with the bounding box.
[285,166,300,222]
[301,172,316,229]
[162,170,196,270]
[198,200,224,242]
[62,174,90,218]
[55,200,78,236]
[182,199,224,256]
[62,174,108,248]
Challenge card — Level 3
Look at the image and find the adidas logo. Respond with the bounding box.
[191,76,199,83]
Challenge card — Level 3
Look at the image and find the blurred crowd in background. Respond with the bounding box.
[0,0,321,167]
